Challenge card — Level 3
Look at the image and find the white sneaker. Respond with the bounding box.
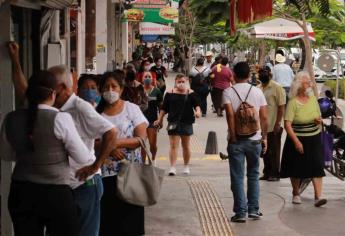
[152,160,156,167]
[292,195,302,204]
[168,166,176,176]
[183,165,190,175]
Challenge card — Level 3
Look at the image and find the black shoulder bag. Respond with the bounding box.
[167,90,189,132]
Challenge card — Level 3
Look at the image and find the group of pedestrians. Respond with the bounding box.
[0,41,329,234]
[0,41,205,236]
[223,52,327,223]
[189,52,234,117]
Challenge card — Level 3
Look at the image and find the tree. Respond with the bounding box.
[274,0,331,95]
[175,0,197,74]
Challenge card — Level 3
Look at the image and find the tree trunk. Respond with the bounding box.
[258,40,266,66]
[301,13,317,96]
[299,38,306,70]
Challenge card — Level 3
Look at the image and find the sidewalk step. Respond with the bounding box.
[188,180,234,236]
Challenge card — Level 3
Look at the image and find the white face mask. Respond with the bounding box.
[176,82,187,90]
[305,87,313,96]
[103,91,120,104]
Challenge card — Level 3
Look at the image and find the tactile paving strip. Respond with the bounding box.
[188,180,234,236]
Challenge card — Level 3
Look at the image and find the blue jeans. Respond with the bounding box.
[73,174,103,236]
[227,140,262,216]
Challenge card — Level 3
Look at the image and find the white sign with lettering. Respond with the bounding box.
[139,22,175,35]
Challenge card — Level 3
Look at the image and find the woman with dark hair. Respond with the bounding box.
[77,74,100,106]
[0,71,93,236]
[154,74,201,176]
[97,70,148,236]
[189,57,211,117]
[121,69,149,112]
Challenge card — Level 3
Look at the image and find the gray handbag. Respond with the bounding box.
[116,137,165,206]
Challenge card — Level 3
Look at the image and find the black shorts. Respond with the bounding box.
[167,123,193,136]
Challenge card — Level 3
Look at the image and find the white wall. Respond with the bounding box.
[121,21,129,65]
[96,0,108,73]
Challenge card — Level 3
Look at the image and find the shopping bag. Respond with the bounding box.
[116,137,165,206]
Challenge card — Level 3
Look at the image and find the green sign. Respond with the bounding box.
[124,0,179,24]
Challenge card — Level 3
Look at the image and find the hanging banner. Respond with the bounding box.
[139,22,175,35]
[124,0,179,24]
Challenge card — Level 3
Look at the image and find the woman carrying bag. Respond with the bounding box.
[154,74,201,176]
[96,71,149,236]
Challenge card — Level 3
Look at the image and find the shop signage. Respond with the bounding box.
[139,22,175,35]
[124,0,179,24]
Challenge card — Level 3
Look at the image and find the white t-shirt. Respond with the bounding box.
[60,94,115,189]
[101,101,148,178]
[223,83,267,140]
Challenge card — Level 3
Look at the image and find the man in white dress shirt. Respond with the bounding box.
[7,42,117,236]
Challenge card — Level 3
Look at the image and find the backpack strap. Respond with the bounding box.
[231,86,243,102]
[244,85,253,102]
[231,85,253,103]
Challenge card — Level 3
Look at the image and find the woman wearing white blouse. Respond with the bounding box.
[96,71,148,236]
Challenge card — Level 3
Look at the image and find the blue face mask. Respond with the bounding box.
[80,89,98,103]
[143,78,152,85]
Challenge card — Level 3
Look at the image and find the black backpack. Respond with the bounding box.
[191,67,207,87]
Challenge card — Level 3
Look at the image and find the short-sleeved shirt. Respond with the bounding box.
[285,95,321,137]
[223,83,267,140]
[101,101,148,177]
[60,93,115,188]
[272,63,295,88]
[162,91,201,125]
[258,80,286,133]
[212,65,233,90]
[144,87,163,124]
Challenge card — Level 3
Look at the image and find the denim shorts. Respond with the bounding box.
[167,123,193,136]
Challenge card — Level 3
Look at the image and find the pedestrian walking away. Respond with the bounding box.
[189,58,211,117]
[96,71,148,236]
[223,62,268,223]
[258,66,286,181]
[211,57,234,117]
[280,71,327,207]
[154,74,201,176]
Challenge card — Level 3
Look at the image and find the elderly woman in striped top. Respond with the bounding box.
[280,71,327,207]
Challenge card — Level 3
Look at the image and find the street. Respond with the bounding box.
[145,72,345,236]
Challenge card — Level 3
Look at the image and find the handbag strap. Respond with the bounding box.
[136,137,153,165]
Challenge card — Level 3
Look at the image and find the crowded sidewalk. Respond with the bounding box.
[145,72,345,236]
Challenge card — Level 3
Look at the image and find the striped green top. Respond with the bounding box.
[285,95,321,137]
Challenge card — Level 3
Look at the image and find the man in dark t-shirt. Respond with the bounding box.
[150,58,168,94]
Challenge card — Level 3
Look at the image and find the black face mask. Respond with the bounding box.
[259,76,270,84]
